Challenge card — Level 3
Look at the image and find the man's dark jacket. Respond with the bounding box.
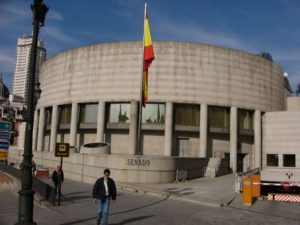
[52,170,64,184]
[92,177,117,200]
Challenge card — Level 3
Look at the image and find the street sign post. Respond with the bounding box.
[55,143,70,157]
[0,122,11,160]
[54,142,70,206]
[0,141,10,150]
[0,132,11,140]
[0,121,11,131]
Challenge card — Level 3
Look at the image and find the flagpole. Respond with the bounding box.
[136,2,147,155]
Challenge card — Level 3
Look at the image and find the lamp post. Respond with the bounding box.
[16,1,48,225]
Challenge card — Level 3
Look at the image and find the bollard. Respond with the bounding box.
[242,177,253,206]
[251,175,261,198]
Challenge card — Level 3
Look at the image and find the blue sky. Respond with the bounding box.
[0,0,300,92]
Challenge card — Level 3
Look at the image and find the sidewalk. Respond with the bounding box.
[2,173,300,225]
[40,173,237,208]
[118,174,236,207]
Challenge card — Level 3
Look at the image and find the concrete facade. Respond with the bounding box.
[37,41,286,111]
[9,41,292,183]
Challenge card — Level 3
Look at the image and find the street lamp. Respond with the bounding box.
[16,1,48,225]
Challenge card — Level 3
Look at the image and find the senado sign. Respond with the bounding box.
[127,158,151,166]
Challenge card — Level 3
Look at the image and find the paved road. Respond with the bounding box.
[1,188,299,225]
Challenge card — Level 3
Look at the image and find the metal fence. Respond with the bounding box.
[235,167,260,192]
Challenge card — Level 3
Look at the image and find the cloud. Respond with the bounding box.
[274,51,300,62]
[43,26,77,44]
[153,16,247,50]
[0,53,15,72]
[47,10,64,21]
[0,1,31,29]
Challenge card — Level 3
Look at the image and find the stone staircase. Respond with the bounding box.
[205,158,221,177]
[0,171,19,192]
[205,158,230,177]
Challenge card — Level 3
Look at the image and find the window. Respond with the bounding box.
[80,103,97,123]
[209,106,230,128]
[45,108,52,126]
[239,110,253,130]
[175,104,199,126]
[283,154,296,167]
[108,103,130,123]
[59,105,71,124]
[142,103,165,124]
[266,154,278,167]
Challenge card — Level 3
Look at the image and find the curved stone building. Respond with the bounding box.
[14,41,291,183]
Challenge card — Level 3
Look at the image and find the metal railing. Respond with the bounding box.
[235,167,260,192]
[175,169,187,183]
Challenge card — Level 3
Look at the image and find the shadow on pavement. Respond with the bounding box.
[111,198,168,215]
[110,215,154,225]
[58,199,166,225]
[164,187,194,195]
[60,215,154,225]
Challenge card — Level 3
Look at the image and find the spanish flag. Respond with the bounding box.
[142,4,155,107]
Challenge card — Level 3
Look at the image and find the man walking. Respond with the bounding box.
[92,168,117,225]
[52,165,64,199]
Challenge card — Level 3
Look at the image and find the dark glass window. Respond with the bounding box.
[209,106,230,128]
[239,110,253,130]
[45,108,52,126]
[266,154,278,167]
[283,154,296,167]
[108,103,130,123]
[80,103,97,123]
[142,103,165,124]
[59,105,71,124]
[175,104,199,126]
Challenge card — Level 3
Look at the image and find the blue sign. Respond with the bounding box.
[0,131,10,140]
[0,141,10,150]
[0,121,11,131]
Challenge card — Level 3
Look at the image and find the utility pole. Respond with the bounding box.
[15,1,48,224]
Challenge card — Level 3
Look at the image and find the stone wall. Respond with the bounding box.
[8,148,208,183]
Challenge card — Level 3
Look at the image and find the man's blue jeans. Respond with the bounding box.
[97,197,110,225]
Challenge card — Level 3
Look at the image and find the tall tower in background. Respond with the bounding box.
[12,35,46,103]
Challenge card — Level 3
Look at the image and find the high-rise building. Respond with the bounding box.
[12,35,46,103]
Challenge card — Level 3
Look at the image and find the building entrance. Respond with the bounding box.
[237,153,249,172]
[178,137,188,157]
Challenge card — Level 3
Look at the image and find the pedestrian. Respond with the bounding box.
[19,160,24,171]
[52,165,64,198]
[92,168,117,225]
[32,160,37,176]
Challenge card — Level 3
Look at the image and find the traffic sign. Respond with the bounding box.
[0,121,11,131]
[0,131,11,140]
[0,151,8,159]
[55,143,70,157]
[0,141,10,150]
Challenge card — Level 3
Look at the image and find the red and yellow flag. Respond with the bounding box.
[142,5,154,107]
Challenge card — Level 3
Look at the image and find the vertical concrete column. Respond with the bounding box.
[230,106,238,173]
[36,108,45,151]
[32,109,39,151]
[49,105,58,152]
[129,101,138,155]
[199,104,208,158]
[254,110,261,169]
[70,103,78,148]
[164,102,173,156]
[96,102,106,142]
[278,154,283,167]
